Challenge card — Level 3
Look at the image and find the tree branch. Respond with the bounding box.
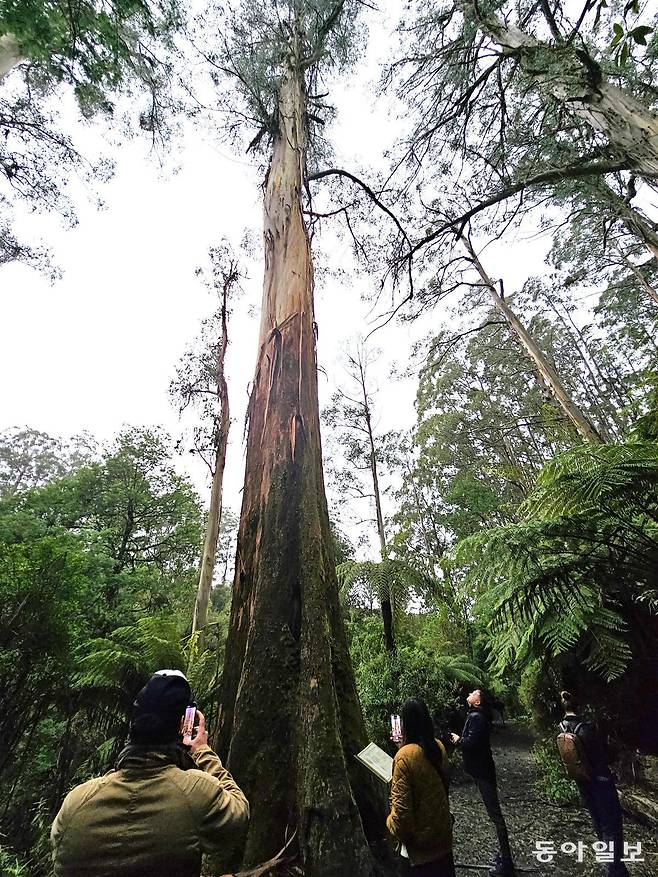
[403,156,629,262]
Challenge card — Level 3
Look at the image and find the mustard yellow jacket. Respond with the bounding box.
[51,743,249,877]
[386,740,452,866]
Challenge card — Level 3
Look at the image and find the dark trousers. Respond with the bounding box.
[410,852,456,877]
[475,777,513,864]
[579,777,629,877]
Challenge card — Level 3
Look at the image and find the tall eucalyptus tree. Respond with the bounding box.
[208,2,393,873]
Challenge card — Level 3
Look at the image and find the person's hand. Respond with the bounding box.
[450,733,460,745]
[189,710,209,754]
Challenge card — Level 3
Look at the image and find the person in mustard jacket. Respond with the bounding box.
[387,699,455,877]
[51,670,249,877]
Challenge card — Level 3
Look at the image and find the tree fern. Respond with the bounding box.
[435,654,485,686]
[452,439,658,683]
[336,558,440,611]
[76,616,184,707]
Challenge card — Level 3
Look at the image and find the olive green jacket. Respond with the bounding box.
[386,741,452,866]
[51,743,249,877]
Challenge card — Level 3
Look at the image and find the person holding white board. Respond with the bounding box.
[386,699,456,877]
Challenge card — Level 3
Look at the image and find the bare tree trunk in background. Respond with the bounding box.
[620,249,658,306]
[216,59,392,877]
[354,352,395,652]
[0,34,22,80]
[192,270,233,636]
[461,235,605,443]
[612,200,658,303]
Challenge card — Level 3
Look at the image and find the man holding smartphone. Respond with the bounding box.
[51,669,249,877]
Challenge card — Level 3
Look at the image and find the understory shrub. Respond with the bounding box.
[531,737,579,806]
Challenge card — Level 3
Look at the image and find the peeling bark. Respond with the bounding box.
[461,1,658,181]
[216,62,393,877]
[461,236,605,443]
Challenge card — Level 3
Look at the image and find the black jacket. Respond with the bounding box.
[458,707,496,782]
[560,714,612,779]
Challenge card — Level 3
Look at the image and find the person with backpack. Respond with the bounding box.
[387,699,455,877]
[557,691,629,877]
[450,689,515,877]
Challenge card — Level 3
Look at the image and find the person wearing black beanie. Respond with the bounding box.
[129,669,192,745]
[50,670,249,877]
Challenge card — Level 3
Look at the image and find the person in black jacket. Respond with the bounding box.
[451,689,514,877]
[560,691,629,877]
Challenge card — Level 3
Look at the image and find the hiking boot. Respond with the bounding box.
[489,854,516,877]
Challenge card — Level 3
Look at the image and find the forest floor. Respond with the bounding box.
[450,723,657,877]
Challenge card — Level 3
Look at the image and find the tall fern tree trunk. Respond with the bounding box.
[217,62,391,877]
[462,235,605,443]
[192,279,231,636]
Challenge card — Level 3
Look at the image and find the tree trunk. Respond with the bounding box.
[192,280,231,636]
[0,34,22,80]
[461,236,605,443]
[216,64,392,877]
[463,2,658,180]
[612,195,658,295]
[356,354,395,652]
[620,250,658,306]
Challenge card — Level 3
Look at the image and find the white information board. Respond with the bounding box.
[355,742,393,784]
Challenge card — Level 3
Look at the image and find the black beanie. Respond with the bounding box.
[129,670,192,745]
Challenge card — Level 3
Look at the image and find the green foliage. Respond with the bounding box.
[516,659,561,728]
[0,0,185,271]
[0,845,32,877]
[0,427,208,868]
[531,738,579,805]
[0,428,95,499]
[347,611,483,746]
[202,0,366,154]
[337,558,438,612]
[453,440,658,682]
[76,617,185,701]
[0,0,182,114]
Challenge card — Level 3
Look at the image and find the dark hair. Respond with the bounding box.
[401,699,444,776]
[560,690,579,712]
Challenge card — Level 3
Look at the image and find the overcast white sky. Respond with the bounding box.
[0,4,550,553]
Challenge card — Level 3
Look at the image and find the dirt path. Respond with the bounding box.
[450,724,657,877]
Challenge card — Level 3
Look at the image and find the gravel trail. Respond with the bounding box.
[449,724,657,877]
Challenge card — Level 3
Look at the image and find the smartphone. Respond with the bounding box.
[181,704,197,746]
[390,713,402,743]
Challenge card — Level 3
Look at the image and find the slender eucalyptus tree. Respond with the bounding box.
[323,346,399,651]
[171,245,240,637]
[459,233,604,443]
[207,2,393,873]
